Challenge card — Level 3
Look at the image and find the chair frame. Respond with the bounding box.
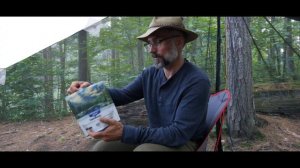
[196,89,231,151]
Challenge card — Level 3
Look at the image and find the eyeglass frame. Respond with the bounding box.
[144,35,182,52]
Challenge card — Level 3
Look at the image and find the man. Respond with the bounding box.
[67,17,210,151]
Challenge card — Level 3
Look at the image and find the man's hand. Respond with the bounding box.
[67,81,91,94]
[88,118,123,142]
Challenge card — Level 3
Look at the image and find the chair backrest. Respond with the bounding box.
[196,89,231,151]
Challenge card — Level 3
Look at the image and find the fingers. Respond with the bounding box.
[67,81,91,94]
[100,117,117,125]
[67,81,80,94]
[67,86,78,94]
[88,129,105,139]
[88,118,123,141]
[80,82,91,88]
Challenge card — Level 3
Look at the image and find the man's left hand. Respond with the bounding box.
[88,118,123,142]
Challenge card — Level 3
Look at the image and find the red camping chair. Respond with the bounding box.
[196,89,231,151]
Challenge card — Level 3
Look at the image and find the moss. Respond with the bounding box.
[58,136,65,142]
[240,141,253,148]
[292,143,300,149]
[255,130,265,141]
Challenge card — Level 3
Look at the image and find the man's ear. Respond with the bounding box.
[176,36,185,49]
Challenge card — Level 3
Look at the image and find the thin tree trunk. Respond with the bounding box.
[137,18,145,71]
[274,43,281,77]
[205,17,212,70]
[267,17,276,72]
[282,46,287,79]
[43,46,54,117]
[0,86,7,120]
[78,30,89,81]
[137,40,144,71]
[60,40,67,111]
[111,49,117,86]
[284,18,297,80]
[129,48,135,72]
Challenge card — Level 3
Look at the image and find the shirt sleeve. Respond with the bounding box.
[121,79,210,147]
[108,74,144,106]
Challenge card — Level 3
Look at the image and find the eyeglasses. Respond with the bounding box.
[144,35,181,52]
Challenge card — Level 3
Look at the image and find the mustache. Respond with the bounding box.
[151,53,162,58]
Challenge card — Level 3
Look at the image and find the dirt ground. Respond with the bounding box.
[206,114,300,151]
[1,104,300,151]
[0,115,97,151]
[229,114,300,151]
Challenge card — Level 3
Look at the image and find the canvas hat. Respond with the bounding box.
[137,17,198,43]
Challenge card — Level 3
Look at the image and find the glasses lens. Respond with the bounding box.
[144,43,150,52]
[144,35,181,52]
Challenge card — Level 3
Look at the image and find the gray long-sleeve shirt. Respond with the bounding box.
[108,60,210,147]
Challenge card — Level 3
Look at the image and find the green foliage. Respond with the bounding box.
[251,17,300,83]
[1,17,300,122]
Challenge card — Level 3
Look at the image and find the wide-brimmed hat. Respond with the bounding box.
[137,17,198,43]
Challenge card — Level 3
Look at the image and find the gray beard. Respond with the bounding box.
[153,57,166,69]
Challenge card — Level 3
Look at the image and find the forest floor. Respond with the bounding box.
[0,100,300,151]
[206,114,300,151]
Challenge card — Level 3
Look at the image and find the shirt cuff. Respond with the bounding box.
[121,125,139,144]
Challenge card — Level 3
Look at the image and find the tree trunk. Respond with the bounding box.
[111,49,117,86]
[43,46,54,117]
[205,17,212,70]
[137,40,144,71]
[284,18,296,80]
[129,48,135,72]
[269,17,282,78]
[78,30,90,81]
[0,86,7,120]
[267,17,276,74]
[274,43,281,78]
[137,18,145,71]
[60,40,67,111]
[225,17,256,139]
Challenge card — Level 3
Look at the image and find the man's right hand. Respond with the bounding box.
[67,81,91,94]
